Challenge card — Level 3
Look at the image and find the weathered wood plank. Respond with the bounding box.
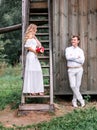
[0,24,21,34]
[59,0,69,92]
[79,0,88,92]
[53,0,60,93]
[87,0,97,91]
[68,0,79,36]
[30,2,48,9]
[19,104,54,111]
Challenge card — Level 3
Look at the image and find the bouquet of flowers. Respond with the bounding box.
[36,46,44,53]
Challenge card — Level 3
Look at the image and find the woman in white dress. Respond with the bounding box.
[23,24,44,96]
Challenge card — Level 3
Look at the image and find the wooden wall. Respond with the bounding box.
[53,0,97,95]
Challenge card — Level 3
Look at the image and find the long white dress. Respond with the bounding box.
[23,38,44,94]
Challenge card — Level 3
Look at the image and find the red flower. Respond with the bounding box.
[36,46,44,53]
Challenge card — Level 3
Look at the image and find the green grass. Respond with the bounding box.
[0,63,50,110]
[17,107,97,130]
[0,64,22,110]
[0,107,97,130]
[0,65,97,130]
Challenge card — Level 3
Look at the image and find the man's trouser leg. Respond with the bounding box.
[68,68,84,106]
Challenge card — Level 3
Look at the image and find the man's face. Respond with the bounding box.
[71,37,79,47]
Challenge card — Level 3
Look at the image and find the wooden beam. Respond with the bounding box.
[0,24,22,34]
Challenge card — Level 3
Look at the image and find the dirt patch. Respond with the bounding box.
[0,101,96,128]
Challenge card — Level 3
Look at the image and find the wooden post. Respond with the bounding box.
[22,0,29,72]
[21,0,29,104]
[48,0,54,105]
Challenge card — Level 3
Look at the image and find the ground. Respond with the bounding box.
[0,99,97,128]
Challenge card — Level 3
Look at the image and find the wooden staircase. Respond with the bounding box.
[19,0,54,111]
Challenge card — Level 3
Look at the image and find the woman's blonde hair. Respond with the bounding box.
[24,24,37,42]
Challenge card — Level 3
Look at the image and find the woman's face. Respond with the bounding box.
[33,27,37,34]
[30,26,37,35]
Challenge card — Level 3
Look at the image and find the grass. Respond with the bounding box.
[0,64,97,130]
[16,107,97,130]
[0,107,97,130]
[0,62,50,110]
[0,64,22,110]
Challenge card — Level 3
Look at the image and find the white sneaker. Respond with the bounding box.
[72,101,78,108]
[81,100,85,107]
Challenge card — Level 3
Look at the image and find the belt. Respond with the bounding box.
[68,66,82,69]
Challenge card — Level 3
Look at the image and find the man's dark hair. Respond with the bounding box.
[72,35,80,41]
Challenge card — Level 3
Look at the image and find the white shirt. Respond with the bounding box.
[65,46,85,67]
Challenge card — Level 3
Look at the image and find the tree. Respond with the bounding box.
[0,0,22,66]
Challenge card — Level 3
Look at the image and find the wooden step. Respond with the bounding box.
[30,19,48,21]
[30,1,48,9]
[29,20,48,26]
[40,40,49,43]
[30,0,47,2]
[30,13,48,16]
[29,19,48,24]
[44,48,49,51]
[25,95,50,98]
[19,104,54,111]
[38,26,49,29]
[36,33,49,36]
[44,84,50,88]
[43,75,50,77]
[42,65,50,68]
[38,56,49,59]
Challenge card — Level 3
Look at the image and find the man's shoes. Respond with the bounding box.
[80,100,85,107]
[72,101,78,108]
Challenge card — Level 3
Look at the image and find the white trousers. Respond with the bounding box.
[68,67,84,103]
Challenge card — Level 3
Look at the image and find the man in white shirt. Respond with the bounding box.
[65,35,85,107]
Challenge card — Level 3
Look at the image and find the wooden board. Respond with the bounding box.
[19,104,55,111]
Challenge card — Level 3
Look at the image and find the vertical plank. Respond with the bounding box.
[53,0,60,93]
[59,0,70,93]
[79,0,88,92]
[68,0,79,37]
[87,0,97,91]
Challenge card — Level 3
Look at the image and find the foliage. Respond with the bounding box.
[0,0,21,27]
[0,0,22,66]
[3,30,22,65]
[84,95,91,103]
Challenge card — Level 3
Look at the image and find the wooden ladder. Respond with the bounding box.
[19,0,54,111]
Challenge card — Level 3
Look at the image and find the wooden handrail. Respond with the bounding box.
[0,24,22,34]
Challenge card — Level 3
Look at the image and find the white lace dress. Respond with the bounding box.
[23,38,44,94]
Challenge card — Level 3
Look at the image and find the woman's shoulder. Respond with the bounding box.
[26,38,36,43]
